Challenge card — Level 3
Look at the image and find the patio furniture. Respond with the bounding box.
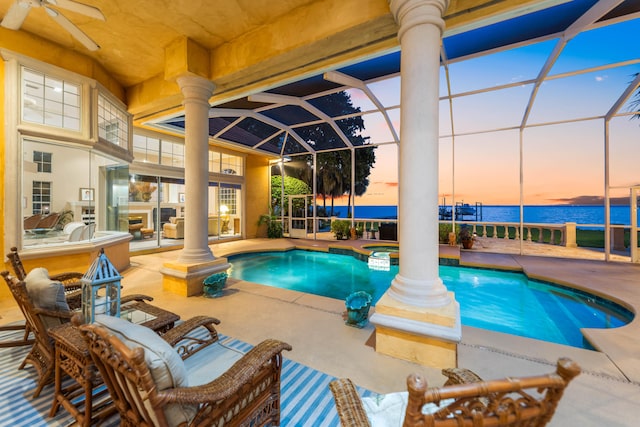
[23,214,44,231]
[0,320,34,348]
[163,216,184,239]
[329,358,580,427]
[49,305,181,426]
[7,246,84,309]
[35,212,62,229]
[0,271,153,398]
[79,314,293,426]
[80,222,96,240]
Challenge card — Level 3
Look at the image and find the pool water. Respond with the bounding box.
[227,250,633,349]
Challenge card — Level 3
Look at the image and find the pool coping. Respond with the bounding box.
[212,238,640,383]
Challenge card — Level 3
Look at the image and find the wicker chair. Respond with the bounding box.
[0,271,153,398]
[79,317,293,427]
[329,358,581,427]
[0,321,34,348]
[7,246,84,309]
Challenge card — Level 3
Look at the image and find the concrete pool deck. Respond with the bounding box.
[2,237,639,425]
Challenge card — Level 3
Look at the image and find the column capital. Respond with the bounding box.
[389,0,449,41]
[176,75,215,107]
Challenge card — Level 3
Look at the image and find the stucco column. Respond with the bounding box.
[388,0,450,307]
[176,75,215,263]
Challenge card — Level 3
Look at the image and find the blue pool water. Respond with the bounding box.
[228,250,633,349]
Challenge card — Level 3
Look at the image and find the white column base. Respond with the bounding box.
[370,291,461,368]
[178,248,215,264]
[161,257,230,297]
[388,273,451,307]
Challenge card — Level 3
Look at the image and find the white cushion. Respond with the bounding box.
[24,267,69,329]
[184,341,245,386]
[63,221,85,234]
[361,392,455,426]
[361,392,408,427]
[95,315,197,425]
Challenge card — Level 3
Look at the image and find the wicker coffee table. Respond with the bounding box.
[49,302,180,426]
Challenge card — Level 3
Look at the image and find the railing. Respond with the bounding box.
[461,221,573,246]
[278,216,633,250]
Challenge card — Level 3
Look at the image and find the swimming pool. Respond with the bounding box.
[227,250,633,349]
[361,244,399,253]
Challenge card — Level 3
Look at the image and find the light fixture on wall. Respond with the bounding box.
[220,205,230,233]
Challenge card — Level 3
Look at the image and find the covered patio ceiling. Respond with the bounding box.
[148,0,640,157]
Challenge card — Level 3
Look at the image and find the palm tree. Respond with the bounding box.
[296,91,376,216]
[630,72,639,120]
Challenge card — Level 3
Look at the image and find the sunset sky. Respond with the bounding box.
[342,17,639,207]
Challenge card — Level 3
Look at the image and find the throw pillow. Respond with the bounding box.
[95,315,197,425]
[24,267,70,329]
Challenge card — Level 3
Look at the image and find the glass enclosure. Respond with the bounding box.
[127,138,245,251]
[21,139,128,248]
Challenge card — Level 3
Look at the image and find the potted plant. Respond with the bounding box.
[458,225,474,249]
[331,220,351,240]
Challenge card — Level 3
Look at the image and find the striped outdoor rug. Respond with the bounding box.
[0,324,374,426]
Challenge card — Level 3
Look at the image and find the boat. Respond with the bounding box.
[439,200,483,221]
[455,203,476,216]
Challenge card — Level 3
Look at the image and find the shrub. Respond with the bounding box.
[258,214,283,238]
[331,220,351,240]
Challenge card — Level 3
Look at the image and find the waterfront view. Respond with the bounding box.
[326,204,637,226]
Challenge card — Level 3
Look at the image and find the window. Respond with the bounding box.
[220,186,237,215]
[22,67,81,131]
[32,181,51,214]
[161,140,184,168]
[209,151,221,173]
[98,93,129,148]
[133,134,160,163]
[33,151,52,173]
[221,153,243,176]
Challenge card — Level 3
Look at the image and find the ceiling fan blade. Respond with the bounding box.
[45,6,100,51]
[49,0,104,21]
[1,1,31,30]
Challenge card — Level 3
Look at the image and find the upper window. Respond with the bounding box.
[133,134,160,163]
[161,140,185,168]
[32,181,51,215]
[33,151,52,173]
[210,151,244,176]
[98,94,129,148]
[22,67,81,131]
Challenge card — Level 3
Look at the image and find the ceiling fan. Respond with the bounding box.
[1,0,105,51]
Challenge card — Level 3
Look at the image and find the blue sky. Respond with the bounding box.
[342,15,640,206]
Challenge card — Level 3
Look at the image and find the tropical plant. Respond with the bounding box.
[330,219,351,240]
[258,214,283,238]
[292,91,377,216]
[270,175,311,216]
[631,72,640,121]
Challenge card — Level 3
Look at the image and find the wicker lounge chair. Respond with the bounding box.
[79,315,292,426]
[0,321,34,348]
[7,246,84,309]
[329,358,580,427]
[0,271,153,398]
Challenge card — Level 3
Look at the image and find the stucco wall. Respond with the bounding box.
[244,154,271,238]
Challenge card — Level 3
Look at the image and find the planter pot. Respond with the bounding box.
[203,272,228,298]
[461,239,474,249]
[345,291,372,328]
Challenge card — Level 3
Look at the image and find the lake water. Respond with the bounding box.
[324,205,635,227]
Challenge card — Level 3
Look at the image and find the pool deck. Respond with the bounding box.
[2,237,640,426]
